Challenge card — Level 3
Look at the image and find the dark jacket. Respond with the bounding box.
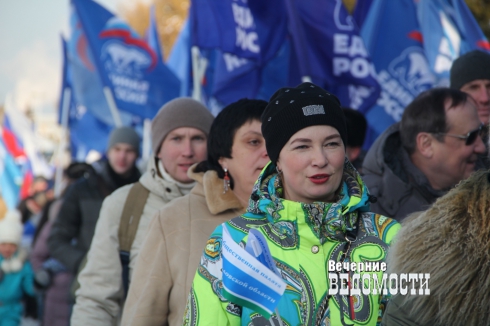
[31,217,73,326]
[362,123,445,222]
[47,159,140,273]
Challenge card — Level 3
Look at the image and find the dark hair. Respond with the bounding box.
[65,162,94,180]
[400,88,468,155]
[342,107,367,147]
[194,99,267,185]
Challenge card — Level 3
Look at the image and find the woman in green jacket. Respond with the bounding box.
[184,83,400,326]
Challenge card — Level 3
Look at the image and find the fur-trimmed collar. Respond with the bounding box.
[387,200,490,325]
[188,165,244,215]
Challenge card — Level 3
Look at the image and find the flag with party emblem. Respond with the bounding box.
[286,0,381,113]
[189,0,287,64]
[72,0,180,119]
[221,225,286,319]
[360,0,434,148]
[417,0,490,86]
[60,37,114,159]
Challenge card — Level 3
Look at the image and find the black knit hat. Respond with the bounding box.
[450,50,490,90]
[261,82,346,164]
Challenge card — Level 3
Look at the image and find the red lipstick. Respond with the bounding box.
[309,174,330,184]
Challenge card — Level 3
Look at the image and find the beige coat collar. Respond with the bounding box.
[188,164,244,215]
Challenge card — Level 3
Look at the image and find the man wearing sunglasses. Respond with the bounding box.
[363,88,486,222]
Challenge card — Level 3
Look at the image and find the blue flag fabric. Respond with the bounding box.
[287,0,381,113]
[72,0,180,119]
[361,0,434,148]
[352,0,374,28]
[67,11,124,127]
[448,0,490,53]
[189,0,287,64]
[245,229,282,278]
[0,139,23,209]
[60,37,114,159]
[221,225,286,319]
[212,40,297,108]
[417,0,490,86]
[146,5,164,64]
[167,20,193,97]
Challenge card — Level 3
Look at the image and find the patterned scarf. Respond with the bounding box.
[248,158,370,243]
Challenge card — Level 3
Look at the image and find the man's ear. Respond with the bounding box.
[416,132,434,158]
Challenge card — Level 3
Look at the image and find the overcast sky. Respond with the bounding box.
[0,0,138,113]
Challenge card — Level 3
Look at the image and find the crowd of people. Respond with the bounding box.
[0,49,489,326]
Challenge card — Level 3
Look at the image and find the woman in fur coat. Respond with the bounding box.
[382,169,490,326]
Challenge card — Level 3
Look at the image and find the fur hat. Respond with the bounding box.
[0,210,23,245]
[151,98,214,155]
[261,82,346,164]
[450,50,490,90]
[107,126,140,153]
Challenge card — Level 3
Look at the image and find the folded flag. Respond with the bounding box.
[221,225,286,319]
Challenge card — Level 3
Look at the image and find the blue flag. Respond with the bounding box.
[287,0,381,113]
[417,0,490,86]
[221,225,286,319]
[189,0,287,64]
[361,0,434,148]
[60,37,114,159]
[66,11,122,127]
[146,5,164,64]
[352,0,374,28]
[72,0,180,119]
[212,40,296,108]
[167,20,193,97]
[0,139,23,209]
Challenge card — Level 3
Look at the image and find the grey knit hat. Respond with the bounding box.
[151,98,214,154]
[450,50,490,90]
[107,126,140,153]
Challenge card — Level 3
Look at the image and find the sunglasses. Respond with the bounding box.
[435,124,484,146]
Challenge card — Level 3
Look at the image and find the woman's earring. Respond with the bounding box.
[223,168,231,193]
[276,166,282,174]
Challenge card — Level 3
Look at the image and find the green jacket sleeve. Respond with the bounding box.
[182,226,240,326]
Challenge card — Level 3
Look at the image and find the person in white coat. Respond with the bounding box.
[70,98,214,326]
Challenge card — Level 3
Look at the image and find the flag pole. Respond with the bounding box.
[269,308,284,326]
[191,46,208,103]
[54,87,71,197]
[142,118,151,162]
[103,87,123,127]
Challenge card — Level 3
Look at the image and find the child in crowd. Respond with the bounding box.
[0,210,35,326]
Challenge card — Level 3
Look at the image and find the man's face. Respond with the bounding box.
[460,79,490,125]
[430,101,486,190]
[107,143,138,177]
[157,127,208,183]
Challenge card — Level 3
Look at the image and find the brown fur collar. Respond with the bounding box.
[387,170,490,325]
[188,165,244,215]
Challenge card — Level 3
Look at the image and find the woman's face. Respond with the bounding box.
[277,125,345,203]
[219,120,269,204]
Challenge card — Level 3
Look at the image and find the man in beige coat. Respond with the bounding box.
[70,98,214,326]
